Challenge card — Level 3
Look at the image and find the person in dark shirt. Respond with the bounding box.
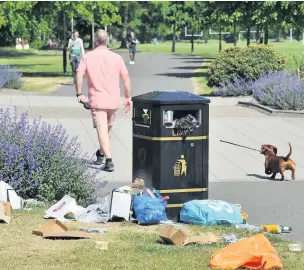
[128,32,137,64]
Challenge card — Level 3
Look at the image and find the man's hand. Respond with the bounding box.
[77,95,88,103]
[124,97,132,113]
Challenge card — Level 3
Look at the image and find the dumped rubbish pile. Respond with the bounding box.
[0,178,300,269]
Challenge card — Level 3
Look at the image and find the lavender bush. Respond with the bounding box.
[0,65,23,89]
[214,77,253,97]
[0,107,99,205]
[252,71,304,111]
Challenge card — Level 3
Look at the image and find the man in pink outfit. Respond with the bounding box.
[76,29,131,172]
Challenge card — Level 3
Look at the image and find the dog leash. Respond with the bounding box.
[220,140,260,152]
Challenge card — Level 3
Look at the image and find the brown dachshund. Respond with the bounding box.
[261,143,296,181]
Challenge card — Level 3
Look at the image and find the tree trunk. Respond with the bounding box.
[264,22,269,45]
[191,30,194,54]
[246,1,251,46]
[172,19,176,53]
[219,22,222,52]
[120,3,128,49]
[233,18,237,46]
[62,7,67,76]
[276,28,280,42]
[256,28,260,44]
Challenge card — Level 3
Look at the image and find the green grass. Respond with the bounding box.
[0,48,72,92]
[0,208,303,270]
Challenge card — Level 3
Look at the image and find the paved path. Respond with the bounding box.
[51,52,203,97]
[1,52,304,243]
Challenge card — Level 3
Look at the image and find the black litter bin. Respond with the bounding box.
[132,90,210,221]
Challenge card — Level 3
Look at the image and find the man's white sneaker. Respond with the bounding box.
[129,61,135,65]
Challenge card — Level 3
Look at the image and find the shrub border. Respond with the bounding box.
[237,101,304,117]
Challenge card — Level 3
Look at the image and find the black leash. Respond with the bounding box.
[220,140,260,152]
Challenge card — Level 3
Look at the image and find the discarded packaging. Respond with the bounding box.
[33,220,91,239]
[110,190,132,221]
[0,181,24,210]
[24,199,44,208]
[96,241,108,250]
[44,194,111,223]
[180,200,243,226]
[210,234,283,270]
[80,227,107,233]
[33,220,68,236]
[261,224,292,234]
[159,225,219,246]
[0,202,12,224]
[222,234,244,244]
[288,243,302,252]
[44,195,86,221]
[131,178,145,194]
[235,223,261,231]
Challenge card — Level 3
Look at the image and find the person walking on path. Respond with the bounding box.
[128,32,137,64]
[67,31,85,84]
[76,29,132,172]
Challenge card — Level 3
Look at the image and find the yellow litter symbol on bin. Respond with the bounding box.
[173,155,187,176]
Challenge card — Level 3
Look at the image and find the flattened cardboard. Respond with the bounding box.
[33,220,91,240]
[159,225,219,246]
[131,178,145,194]
[43,231,91,239]
[32,220,68,236]
[0,202,12,224]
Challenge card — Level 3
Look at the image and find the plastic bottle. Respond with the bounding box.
[162,196,170,201]
[145,188,156,198]
[235,224,261,231]
[261,224,292,234]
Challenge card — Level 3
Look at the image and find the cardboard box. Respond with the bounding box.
[33,220,68,236]
[159,225,219,246]
[0,202,12,224]
[110,191,132,221]
[33,220,91,239]
[131,178,145,194]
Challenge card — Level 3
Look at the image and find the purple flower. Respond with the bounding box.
[0,107,98,205]
[214,77,253,97]
[252,71,304,110]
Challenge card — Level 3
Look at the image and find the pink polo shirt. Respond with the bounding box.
[77,45,129,110]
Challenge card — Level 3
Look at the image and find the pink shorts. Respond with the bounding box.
[91,109,117,129]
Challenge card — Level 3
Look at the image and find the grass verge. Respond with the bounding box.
[192,59,214,96]
[0,48,73,93]
[0,208,302,270]
[20,77,72,93]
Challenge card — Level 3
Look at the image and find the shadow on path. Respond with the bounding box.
[247,173,281,181]
[156,71,208,78]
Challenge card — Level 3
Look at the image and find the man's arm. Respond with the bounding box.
[80,39,85,57]
[75,56,88,103]
[76,71,85,96]
[67,39,72,53]
[122,74,131,98]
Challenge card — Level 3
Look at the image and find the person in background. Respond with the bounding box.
[128,32,137,64]
[76,29,131,172]
[67,31,85,84]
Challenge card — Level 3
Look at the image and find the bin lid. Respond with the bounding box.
[131,90,210,105]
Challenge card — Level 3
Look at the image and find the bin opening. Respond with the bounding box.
[163,109,201,129]
[133,108,151,127]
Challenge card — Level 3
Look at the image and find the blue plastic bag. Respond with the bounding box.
[133,189,168,225]
[180,200,243,226]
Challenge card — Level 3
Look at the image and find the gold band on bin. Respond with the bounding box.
[133,134,208,141]
[159,188,207,193]
[159,188,208,208]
